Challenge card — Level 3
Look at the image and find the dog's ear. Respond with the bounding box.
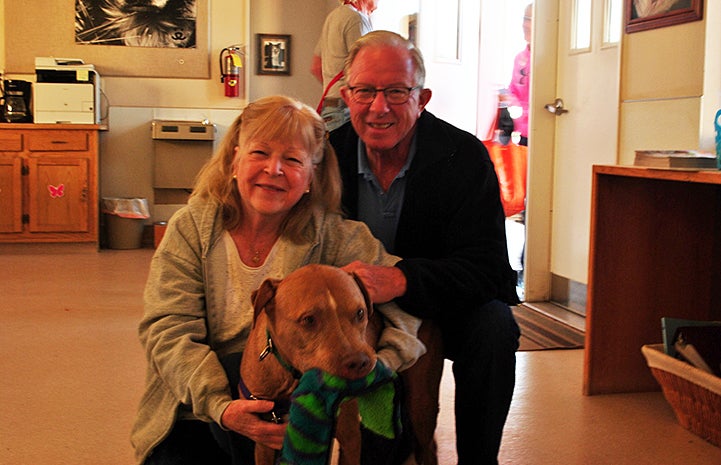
[251,278,280,326]
[350,272,374,317]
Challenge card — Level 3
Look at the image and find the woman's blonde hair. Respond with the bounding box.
[191,95,342,242]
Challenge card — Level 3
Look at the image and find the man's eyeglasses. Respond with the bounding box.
[348,86,420,105]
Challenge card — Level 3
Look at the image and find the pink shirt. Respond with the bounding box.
[508,45,530,138]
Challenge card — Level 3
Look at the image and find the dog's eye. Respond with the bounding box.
[299,315,316,327]
[355,308,365,322]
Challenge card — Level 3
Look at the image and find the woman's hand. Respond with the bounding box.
[221,399,287,450]
[341,261,407,304]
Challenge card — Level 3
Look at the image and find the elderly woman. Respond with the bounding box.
[131,95,424,465]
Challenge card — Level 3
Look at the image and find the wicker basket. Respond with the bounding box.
[642,344,721,447]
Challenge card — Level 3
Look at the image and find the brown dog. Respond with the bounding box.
[240,264,381,465]
[240,264,441,465]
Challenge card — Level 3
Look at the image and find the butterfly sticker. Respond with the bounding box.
[48,184,65,199]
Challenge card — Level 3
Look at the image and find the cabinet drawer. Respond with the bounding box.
[26,131,89,152]
[0,132,23,151]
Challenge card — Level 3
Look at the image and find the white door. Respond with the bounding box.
[392,0,623,304]
[524,0,621,302]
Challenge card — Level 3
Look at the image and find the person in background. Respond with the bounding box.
[502,2,532,293]
[331,31,521,465]
[131,95,425,465]
[504,2,533,147]
[311,0,379,131]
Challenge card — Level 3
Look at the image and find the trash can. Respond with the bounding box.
[101,197,150,249]
[153,221,168,248]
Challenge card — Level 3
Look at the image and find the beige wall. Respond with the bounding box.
[0,0,4,73]
[3,0,249,109]
[618,1,719,164]
[248,0,330,106]
[701,0,721,151]
[0,0,333,109]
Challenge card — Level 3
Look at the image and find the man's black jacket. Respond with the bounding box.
[329,110,520,320]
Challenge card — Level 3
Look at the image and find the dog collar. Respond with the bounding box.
[237,375,291,424]
[259,329,303,380]
[233,329,300,424]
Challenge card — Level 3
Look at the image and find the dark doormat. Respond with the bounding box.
[512,305,585,351]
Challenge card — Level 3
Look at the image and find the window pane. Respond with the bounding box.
[434,0,460,62]
[572,0,592,50]
[603,0,623,45]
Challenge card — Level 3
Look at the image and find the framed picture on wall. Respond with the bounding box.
[256,34,291,75]
[4,0,210,78]
[625,0,703,34]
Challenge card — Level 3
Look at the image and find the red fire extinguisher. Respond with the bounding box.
[220,46,243,97]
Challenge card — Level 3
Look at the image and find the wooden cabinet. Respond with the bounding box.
[0,124,100,243]
[584,165,721,395]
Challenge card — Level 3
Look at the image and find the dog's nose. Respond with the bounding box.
[342,353,373,379]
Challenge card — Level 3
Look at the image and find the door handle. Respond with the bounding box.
[544,98,568,115]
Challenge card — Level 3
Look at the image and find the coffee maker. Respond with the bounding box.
[1,79,33,123]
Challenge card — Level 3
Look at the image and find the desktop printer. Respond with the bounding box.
[33,57,101,124]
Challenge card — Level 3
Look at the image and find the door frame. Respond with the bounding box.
[523,0,558,302]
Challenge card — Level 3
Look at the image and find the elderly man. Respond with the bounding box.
[332,31,521,465]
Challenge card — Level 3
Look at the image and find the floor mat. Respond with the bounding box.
[513,305,585,351]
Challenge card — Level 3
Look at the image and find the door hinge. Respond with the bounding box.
[22,214,30,224]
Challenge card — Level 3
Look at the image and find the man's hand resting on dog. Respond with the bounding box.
[342,261,407,304]
[221,399,286,450]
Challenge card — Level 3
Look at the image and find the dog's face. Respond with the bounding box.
[252,264,377,380]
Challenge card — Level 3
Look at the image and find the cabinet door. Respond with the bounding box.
[27,157,89,232]
[0,156,23,233]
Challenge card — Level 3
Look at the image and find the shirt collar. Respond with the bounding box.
[356,135,417,180]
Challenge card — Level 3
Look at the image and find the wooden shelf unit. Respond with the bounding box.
[584,165,721,395]
[0,124,100,244]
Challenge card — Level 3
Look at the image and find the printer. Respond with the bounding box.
[33,57,101,124]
